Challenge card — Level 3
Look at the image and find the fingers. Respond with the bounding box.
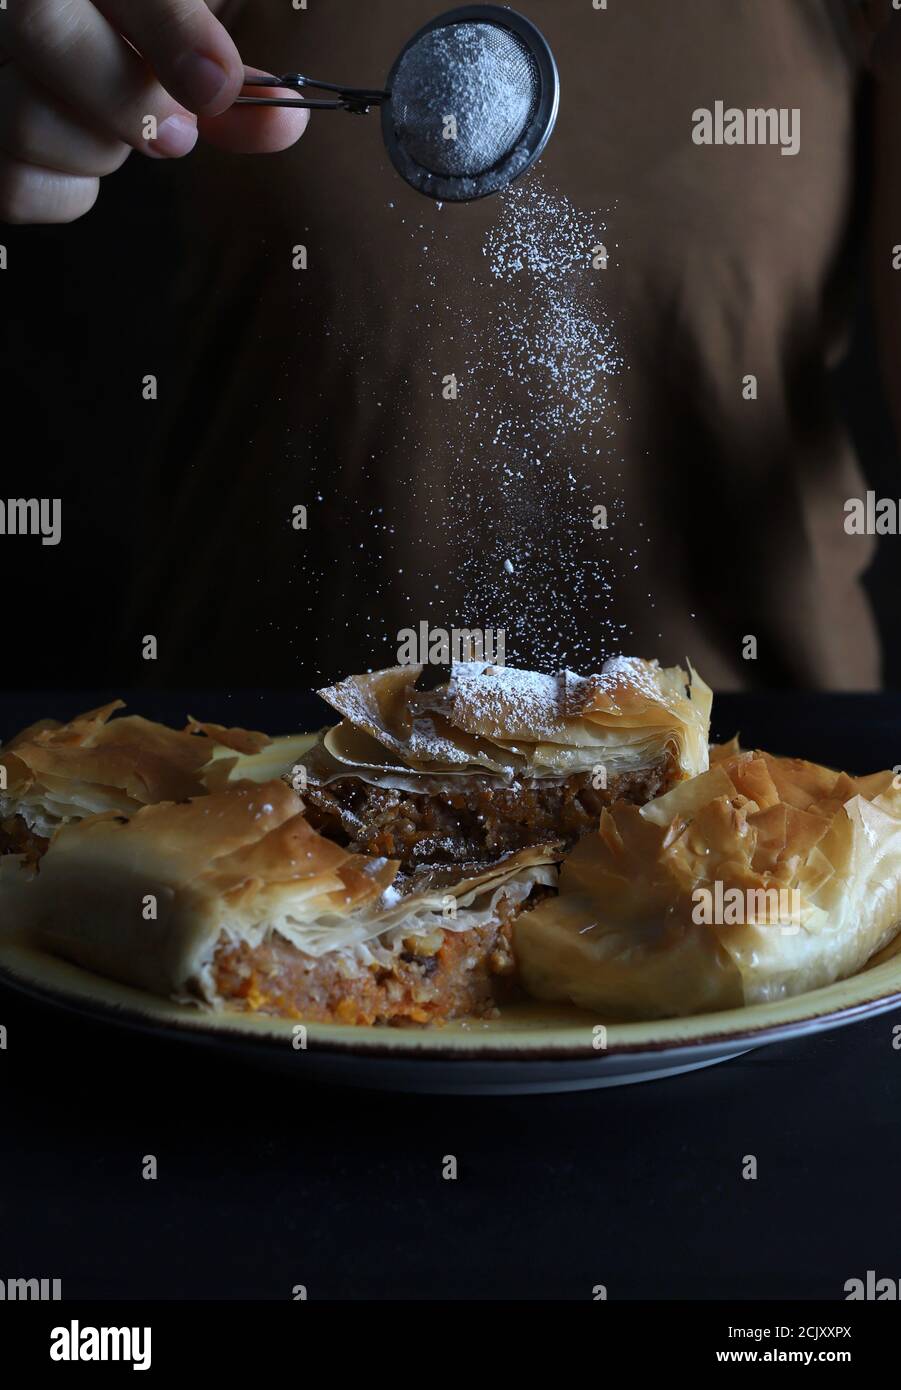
[198,70,310,154]
[0,154,99,223]
[0,0,197,154]
[0,7,309,223]
[91,0,243,116]
[0,63,130,175]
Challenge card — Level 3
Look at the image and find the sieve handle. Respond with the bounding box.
[236,70,389,114]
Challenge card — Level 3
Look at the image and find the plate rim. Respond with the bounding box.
[2,926,901,1063]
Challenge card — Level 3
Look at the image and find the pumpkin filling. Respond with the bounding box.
[210,894,531,1025]
[301,758,677,871]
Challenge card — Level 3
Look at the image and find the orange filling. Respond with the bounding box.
[210,899,528,1026]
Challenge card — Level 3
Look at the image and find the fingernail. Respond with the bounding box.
[150,114,199,158]
[173,52,230,111]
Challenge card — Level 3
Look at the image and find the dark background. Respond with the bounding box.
[1,80,900,693]
[2,689,900,1301]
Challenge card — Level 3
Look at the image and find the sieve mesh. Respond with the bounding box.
[390,21,540,179]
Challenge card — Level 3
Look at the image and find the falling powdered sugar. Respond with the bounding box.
[299,173,644,678]
[433,172,635,670]
[483,178,624,434]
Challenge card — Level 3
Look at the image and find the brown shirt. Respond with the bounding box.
[141,0,879,689]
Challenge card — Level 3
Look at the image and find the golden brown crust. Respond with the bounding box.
[0,701,275,845]
[309,657,711,781]
[15,775,560,1021]
[516,748,901,1019]
[291,658,709,893]
[184,717,270,756]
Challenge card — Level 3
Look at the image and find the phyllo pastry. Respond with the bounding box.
[515,744,901,1020]
[18,780,558,1024]
[293,658,711,878]
[0,701,281,868]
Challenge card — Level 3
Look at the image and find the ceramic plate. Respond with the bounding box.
[2,924,901,1093]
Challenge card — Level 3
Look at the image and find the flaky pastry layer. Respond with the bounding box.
[516,743,901,1019]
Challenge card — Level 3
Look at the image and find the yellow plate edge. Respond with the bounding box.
[2,923,901,1058]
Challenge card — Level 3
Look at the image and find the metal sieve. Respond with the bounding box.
[237,5,559,202]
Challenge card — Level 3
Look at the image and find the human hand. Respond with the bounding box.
[0,0,309,224]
